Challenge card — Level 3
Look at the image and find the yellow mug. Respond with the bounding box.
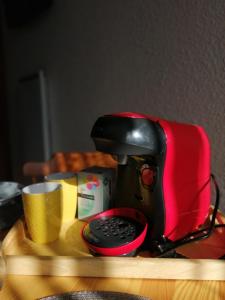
[45,172,77,223]
[22,182,62,244]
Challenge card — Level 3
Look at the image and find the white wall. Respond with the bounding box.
[2,1,225,206]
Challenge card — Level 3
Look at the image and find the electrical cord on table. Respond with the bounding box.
[155,173,225,257]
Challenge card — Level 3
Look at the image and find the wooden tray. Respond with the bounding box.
[2,211,225,281]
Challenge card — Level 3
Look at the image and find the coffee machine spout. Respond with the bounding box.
[115,155,128,165]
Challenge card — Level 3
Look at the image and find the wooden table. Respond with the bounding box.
[0,274,225,300]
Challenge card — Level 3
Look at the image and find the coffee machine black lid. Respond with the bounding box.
[91,114,165,156]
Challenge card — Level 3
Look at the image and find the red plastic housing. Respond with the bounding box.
[112,112,211,241]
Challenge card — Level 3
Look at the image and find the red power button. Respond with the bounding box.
[141,165,155,187]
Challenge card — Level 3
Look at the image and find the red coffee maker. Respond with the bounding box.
[91,112,211,252]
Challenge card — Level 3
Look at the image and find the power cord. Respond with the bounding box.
[155,174,224,257]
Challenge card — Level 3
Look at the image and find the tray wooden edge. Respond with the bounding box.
[4,255,225,281]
